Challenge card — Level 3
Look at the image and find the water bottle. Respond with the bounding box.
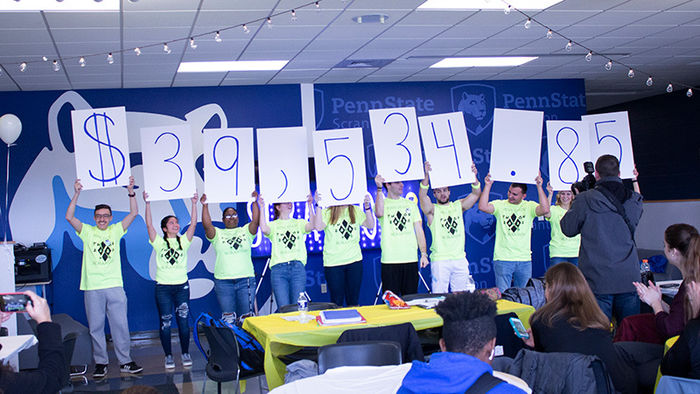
[640,259,653,285]
[297,292,308,323]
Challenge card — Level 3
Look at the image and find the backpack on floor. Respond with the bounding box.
[501,278,546,309]
[194,312,264,373]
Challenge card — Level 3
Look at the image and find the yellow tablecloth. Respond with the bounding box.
[243,299,535,389]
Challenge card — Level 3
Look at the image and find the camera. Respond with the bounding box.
[571,161,596,195]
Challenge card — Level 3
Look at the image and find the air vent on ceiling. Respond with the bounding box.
[334,59,394,69]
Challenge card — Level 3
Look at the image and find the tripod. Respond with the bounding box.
[254,258,276,315]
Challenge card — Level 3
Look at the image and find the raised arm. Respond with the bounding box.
[361,194,375,229]
[258,196,271,236]
[419,161,435,220]
[185,193,199,241]
[200,194,216,240]
[534,173,550,217]
[304,193,316,233]
[478,173,495,214]
[632,166,641,194]
[248,191,261,236]
[143,191,157,242]
[65,179,84,233]
[374,174,385,218]
[544,182,554,219]
[121,176,139,231]
[313,192,326,231]
[460,163,481,212]
[414,221,429,268]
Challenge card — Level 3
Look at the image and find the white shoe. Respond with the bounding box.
[181,353,192,367]
[164,355,175,369]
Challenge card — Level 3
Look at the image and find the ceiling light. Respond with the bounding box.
[1,0,119,11]
[627,68,634,78]
[418,0,563,11]
[524,19,532,29]
[52,60,60,72]
[585,51,592,62]
[163,43,171,54]
[546,29,553,39]
[214,31,222,42]
[430,57,538,68]
[189,37,197,49]
[134,47,141,55]
[352,14,389,24]
[565,41,573,51]
[107,53,114,64]
[19,62,27,72]
[645,76,653,86]
[605,60,613,71]
[291,9,297,21]
[79,57,86,67]
[177,60,289,73]
[42,56,48,61]
[242,24,250,34]
[666,83,673,93]
[687,88,693,97]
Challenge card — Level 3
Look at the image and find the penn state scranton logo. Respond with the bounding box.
[450,84,496,137]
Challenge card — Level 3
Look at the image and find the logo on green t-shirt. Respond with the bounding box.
[504,213,526,233]
[337,219,354,240]
[163,248,181,265]
[224,235,244,250]
[92,239,114,263]
[279,231,298,249]
[388,209,410,231]
[440,216,459,235]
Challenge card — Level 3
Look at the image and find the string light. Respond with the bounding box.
[79,57,86,67]
[52,60,60,72]
[546,29,553,39]
[214,31,222,42]
[242,24,250,34]
[687,88,693,97]
[565,40,573,51]
[42,56,48,62]
[134,47,141,56]
[666,83,673,93]
[504,5,511,14]
[605,60,613,71]
[19,62,27,72]
[627,68,634,78]
[163,43,171,54]
[646,76,653,86]
[189,37,197,49]
[524,18,531,29]
[107,53,114,64]
[315,1,320,8]
[266,17,272,28]
[291,9,297,21]
[585,51,592,62]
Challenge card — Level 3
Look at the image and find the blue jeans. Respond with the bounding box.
[493,260,532,292]
[214,277,256,321]
[270,260,306,309]
[324,261,363,307]
[155,283,190,356]
[549,257,578,267]
[595,292,640,324]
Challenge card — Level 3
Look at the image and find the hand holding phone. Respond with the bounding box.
[509,317,530,339]
[0,293,32,313]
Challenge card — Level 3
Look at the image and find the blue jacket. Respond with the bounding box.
[397,352,525,394]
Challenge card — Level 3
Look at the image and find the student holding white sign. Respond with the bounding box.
[200,192,260,324]
[313,193,375,307]
[374,175,429,296]
[259,195,316,309]
[419,161,481,293]
[478,174,550,292]
[545,182,580,267]
[143,191,199,370]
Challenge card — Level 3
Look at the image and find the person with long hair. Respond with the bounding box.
[313,193,374,307]
[259,194,316,309]
[616,224,699,344]
[143,191,198,369]
[524,263,662,393]
[544,182,580,266]
[660,280,700,379]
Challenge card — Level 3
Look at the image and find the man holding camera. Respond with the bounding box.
[560,154,643,323]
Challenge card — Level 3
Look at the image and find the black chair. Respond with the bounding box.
[277,302,339,313]
[317,341,402,374]
[201,324,264,394]
[337,322,424,362]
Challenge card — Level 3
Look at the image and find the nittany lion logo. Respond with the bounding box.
[451,84,496,137]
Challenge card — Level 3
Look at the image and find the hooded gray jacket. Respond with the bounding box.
[560,177,643,294]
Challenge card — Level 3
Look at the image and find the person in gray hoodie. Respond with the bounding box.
[560,154,643,323]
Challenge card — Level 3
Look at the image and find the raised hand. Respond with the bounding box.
[74,179,83,194]
[200,193,208,205]
[375,174,385,188]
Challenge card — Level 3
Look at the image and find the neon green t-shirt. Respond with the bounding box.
[208,227,256,280]
[321,207,366,267]
[379,197,421,264]
[491,199,539,261]
[546,205,581,258]
[77,224,126,291]
[429,201,466,261]
[150,235,191,285]
[267,219,310,266]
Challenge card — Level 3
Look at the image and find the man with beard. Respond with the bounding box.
[419,161,481,293]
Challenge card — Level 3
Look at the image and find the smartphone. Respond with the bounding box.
[0,293,31,313]
[509,317,529,339]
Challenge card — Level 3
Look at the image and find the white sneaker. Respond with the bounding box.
[164,355,175,369]
[181,353,192,367]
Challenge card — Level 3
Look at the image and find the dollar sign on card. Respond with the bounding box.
[83,112,126,186]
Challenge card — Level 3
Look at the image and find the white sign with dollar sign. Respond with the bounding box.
[70,106,132,190]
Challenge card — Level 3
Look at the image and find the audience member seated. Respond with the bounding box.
[0,291,68,394]
[616,224,699,344]
[398,292,528,393]
[523,263,663,394]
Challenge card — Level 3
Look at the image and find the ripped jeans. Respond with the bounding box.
[155,282,191,356]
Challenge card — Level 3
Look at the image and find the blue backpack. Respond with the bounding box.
[194,312,265,373]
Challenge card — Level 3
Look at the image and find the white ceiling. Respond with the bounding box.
[0,0,699,109]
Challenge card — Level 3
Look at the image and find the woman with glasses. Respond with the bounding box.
[201,191,260,324]
[143,191,198,370]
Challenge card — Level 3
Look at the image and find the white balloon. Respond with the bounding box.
[0,114,22,145]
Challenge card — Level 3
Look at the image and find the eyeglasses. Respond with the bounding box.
[95,214,112,219]
[224,214,238,219]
